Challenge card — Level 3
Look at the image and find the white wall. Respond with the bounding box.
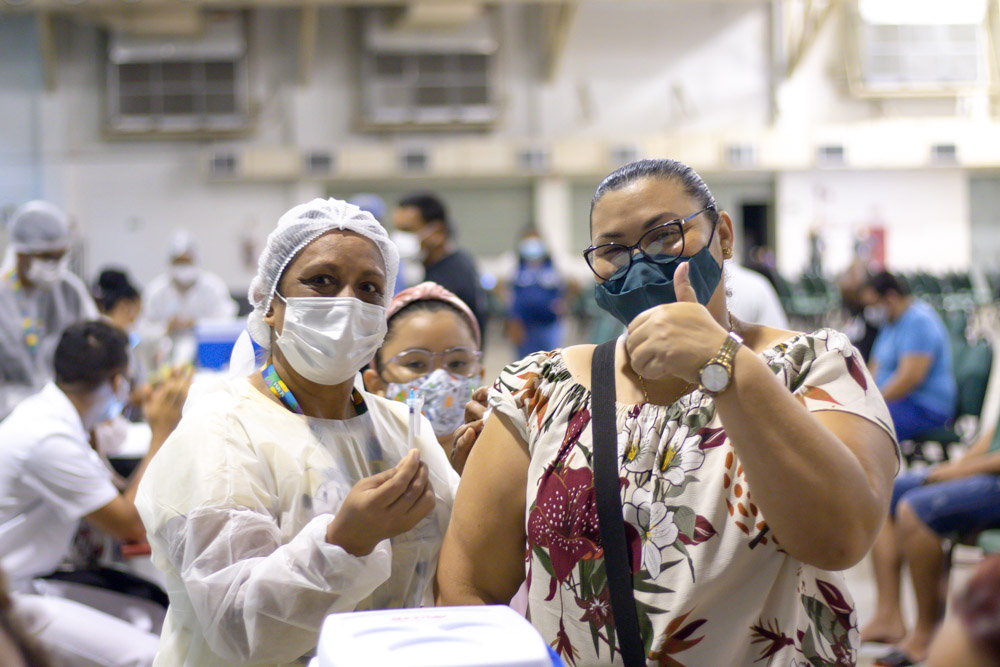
[969,175,1000,273]
[775,169,969,277]
[3,1,993,292]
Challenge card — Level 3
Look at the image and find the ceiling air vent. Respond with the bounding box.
[208,151,238,177]
[517,148,549,172]
[609,144,640,167]
[724,143,756,168]
[930,143,958,164]
[400,147,429,172]
[305,151,334,175]
[817,144,845,166]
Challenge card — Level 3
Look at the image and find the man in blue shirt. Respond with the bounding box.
[863,271,955,441]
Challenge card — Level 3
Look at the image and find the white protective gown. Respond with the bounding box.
[143,270,238,327]
[0,270,99,418]
[136,376,459,666]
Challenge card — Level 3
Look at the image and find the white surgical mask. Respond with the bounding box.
[275,295,388,385]
[386,368,480,437]
[83,377,131,431]
[391,231,425,262]
[26,258,66,287]
[170,264,199,286]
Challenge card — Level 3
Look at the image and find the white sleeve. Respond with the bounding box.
[755,281,789,329]
[22,433,119,522]
[205,273,238,318]
[158,508,392,663]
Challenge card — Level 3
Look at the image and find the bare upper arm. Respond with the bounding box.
[436,411,529,606]
[84,494,146,543]
[813,410,898,511]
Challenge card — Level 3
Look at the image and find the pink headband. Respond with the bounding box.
[386,281,482,348]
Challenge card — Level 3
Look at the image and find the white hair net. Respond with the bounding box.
[8,201,71,254]
[246,197,399,350]
[169,229,197,260]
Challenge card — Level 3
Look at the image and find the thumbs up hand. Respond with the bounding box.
[625,261,728,385]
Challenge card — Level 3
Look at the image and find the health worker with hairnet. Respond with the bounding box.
[136,198,459,666]
[0,201,98,419]
[143,230,238,337]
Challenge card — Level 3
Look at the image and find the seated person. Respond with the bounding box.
[862,271,955,441]
[0,321,190,667]
[363,281,484,472]
[143,230,237,337]
[0,201,98,419]
[862,420,1000,666]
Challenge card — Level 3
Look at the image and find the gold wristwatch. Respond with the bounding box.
[699,331,743,396]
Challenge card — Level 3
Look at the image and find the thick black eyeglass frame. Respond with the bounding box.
[583,206,714,280]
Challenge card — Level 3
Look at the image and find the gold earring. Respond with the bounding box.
[722,247,733,259]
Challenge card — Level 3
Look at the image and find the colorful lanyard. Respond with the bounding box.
[5,269,41,357]
[261,362,368,416]
[262,362,304,414]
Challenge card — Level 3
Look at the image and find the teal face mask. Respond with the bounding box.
[593,225,722,326]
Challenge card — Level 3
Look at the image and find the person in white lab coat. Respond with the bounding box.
[143,231,237,337]
[136,198,459,666]
[0,201,98,418]
[0,320,190,667]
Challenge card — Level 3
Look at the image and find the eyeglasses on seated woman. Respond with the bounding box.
[437,158,899,667]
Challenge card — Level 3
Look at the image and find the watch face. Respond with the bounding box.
[701,363,730,392]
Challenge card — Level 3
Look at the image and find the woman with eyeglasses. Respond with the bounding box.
[437,159,899,666]
[363,281,484,474]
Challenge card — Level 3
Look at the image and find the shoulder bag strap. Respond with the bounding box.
[591,338,646,666]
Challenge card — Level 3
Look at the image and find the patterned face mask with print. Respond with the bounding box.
[385,368,480,437]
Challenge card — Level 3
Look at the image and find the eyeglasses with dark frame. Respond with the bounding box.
[583,206,714,281]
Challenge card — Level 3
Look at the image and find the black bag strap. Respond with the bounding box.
[591,338,646,667]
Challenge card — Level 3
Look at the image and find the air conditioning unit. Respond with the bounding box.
[105,12,251,136]
[359,8,497,129]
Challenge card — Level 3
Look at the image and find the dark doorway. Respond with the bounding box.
[740,202,771,264]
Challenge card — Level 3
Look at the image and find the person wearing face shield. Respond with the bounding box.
[0,201,99,419]
[142,230,238,341]
[0,321,191,667]
[437,159,899,666]
[363,281,485,474]
[135,198,460,666]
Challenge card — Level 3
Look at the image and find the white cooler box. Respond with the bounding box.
[309,605,562,667]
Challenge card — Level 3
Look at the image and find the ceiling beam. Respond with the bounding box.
[38,11,57,91]
[298,2,318,85]
[541,1,575,82]
[784,0,838,79]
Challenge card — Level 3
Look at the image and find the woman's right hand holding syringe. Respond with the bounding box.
[325,449,435,557]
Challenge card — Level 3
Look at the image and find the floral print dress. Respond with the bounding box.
[488,329,897,667]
